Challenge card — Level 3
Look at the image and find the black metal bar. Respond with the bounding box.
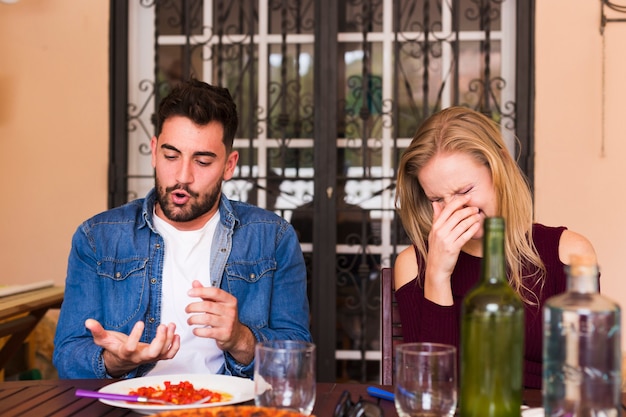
[452,0,460,105]
[422,0,430,119]
[481,0,492,112]
[515,0,536,193]
[153,1,161,135]
[313,0,338,383]
[182,0,191,79]
[108,0,129,209]
[604,0,626,13]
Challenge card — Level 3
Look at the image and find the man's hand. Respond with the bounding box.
[85,318,180,377]
[186,280,255,365]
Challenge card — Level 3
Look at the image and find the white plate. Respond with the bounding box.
[98,374,255,415]
[522,407,544,417]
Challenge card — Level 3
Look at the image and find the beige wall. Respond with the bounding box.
[1,1,625,344]
[535,0,626,344]
[0,0,108,286]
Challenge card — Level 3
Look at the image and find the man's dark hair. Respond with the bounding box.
[157,79,239,151]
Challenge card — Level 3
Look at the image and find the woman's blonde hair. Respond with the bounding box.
[395,106,544,303]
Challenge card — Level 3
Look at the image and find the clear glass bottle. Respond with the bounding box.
[459,217,524,417]
[543,254,622,416]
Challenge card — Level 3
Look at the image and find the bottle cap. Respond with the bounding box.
[569,254,598,276]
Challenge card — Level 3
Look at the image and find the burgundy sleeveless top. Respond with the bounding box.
[395,223,568,389]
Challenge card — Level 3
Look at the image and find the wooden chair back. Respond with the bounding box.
[381,267,403,385]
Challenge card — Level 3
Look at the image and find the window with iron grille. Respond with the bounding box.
[110,0,533,383]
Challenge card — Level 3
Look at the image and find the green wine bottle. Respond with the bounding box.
[459,217,524,417]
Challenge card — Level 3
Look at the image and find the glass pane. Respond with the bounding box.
[341,0,384,32]
[458,0,502,31]
[156,0,205,36]
[340,43,385,140]
[395,38,445,135]
[395,0,442,33]
[267,45,315,139]
[458,40,503,114]
[213,0,259,35]
[269,0,315,35]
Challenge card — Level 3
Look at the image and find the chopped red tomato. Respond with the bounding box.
[129,380,232,405]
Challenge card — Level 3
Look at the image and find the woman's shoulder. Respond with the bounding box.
[558,229,597,265]
[394,246,419,290]
[533,223,596,265]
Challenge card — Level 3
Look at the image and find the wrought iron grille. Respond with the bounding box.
[109,0,533,383]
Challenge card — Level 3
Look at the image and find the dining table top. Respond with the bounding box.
[0,378,396,417]
[0,377,545,417]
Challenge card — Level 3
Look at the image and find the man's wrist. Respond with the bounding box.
[102,350,133,378]
[225,325,256,365]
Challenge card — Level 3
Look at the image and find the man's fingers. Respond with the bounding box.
[187,284,234,304]
[86,319,180,372]
[124,321,145,351]
[85,318,101,332]
[85,319,105,339]
[160,323,178,355]
[144,323,177,359]
[162,334,181,359]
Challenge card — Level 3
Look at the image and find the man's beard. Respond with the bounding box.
[155,177,222,223]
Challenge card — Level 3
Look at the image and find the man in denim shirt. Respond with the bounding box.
[53,80,311,379]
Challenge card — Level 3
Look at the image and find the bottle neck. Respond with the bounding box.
[567,267,599,294]
[481,218,507,284]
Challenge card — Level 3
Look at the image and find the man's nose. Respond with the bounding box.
[177,162,194,183]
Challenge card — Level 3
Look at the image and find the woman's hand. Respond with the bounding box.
[425,194,481,304]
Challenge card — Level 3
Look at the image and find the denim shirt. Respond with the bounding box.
[53,189,311,379]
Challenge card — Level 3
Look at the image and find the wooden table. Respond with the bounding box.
[0,378,399,416]
[0,377,549,417]
[0,286,64,372]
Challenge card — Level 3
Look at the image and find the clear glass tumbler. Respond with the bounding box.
[395,342,457,417]
[254,340,316,415]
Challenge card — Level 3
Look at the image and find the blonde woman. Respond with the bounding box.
[393,106,596,389]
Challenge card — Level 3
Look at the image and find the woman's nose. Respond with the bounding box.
[441,194,467,209]
[442,195,456,206]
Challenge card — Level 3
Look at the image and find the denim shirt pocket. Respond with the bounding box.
[224,259,276,328]
[97,257,149,329]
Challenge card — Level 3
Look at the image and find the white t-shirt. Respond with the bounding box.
[147,210,223,375]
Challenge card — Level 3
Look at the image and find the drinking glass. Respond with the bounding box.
[254,340,316,415]
[395,342,457,417]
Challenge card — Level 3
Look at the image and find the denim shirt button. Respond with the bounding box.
[155,243,161,249]
[148,317,155,323]
[115,272,121,278]
[150,278,157,284]
[249,273,256,279]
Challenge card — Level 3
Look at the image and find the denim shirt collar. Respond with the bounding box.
[140,188,239,233]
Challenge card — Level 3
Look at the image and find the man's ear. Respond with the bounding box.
[223,150,239,180]
[150,136,158,168]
